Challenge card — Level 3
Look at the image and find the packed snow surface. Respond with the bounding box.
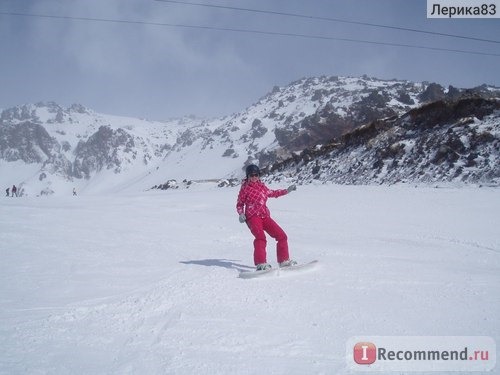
[1,184,499,374]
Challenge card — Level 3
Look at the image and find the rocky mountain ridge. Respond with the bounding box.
[267,97,500,186]
[1,75,499,195]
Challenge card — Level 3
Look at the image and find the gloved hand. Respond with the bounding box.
[287,184,297,193]
[238,213,247,223]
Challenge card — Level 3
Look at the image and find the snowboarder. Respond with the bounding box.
[236,164,297,271]
[73,188,77,196]
[12,185,17,197]
[6,187,9,197]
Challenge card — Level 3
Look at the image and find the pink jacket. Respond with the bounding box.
[236,179,288,220]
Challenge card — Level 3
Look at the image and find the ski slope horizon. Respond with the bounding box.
[1,184,499,374]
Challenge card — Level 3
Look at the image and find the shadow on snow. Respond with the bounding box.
[180,258,253,271]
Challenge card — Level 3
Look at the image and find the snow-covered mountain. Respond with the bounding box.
[1,76,499,195]
[268,96,500,186]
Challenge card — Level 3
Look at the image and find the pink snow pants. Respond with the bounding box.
[247,215,289,265]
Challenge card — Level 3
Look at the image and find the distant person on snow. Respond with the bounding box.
[6,187,9,197]
[236,164,297,271]
[12,185,17,197]
[73,188,77,196]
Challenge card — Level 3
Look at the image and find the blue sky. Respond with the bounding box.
[1,0,499,120]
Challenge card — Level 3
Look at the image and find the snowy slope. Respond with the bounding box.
[0,101,199,196]
[1,184,499,374]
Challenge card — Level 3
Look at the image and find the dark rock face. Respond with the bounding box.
[73,126,136,178]
[267,98,500,185]
[0,121,61,163]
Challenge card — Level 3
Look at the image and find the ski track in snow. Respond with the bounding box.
[0,185,499,374]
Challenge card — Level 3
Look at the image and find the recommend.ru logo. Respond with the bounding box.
[347,336,496,372]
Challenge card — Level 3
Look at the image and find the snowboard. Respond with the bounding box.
[238,267,277,279]
[279,259,319,273]
[238,260,318,279]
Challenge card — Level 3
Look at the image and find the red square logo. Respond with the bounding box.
[353,342,377,365]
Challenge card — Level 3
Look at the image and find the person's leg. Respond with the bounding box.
[247,216,267,265]
[263,216,289,263]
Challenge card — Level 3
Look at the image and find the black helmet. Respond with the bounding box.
[245,164,260,177]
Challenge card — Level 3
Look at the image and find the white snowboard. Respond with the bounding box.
[279,260,319,273]
[238,267,277,279]
[238,260,318,279]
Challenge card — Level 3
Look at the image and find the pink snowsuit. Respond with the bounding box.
[236,179,290,265]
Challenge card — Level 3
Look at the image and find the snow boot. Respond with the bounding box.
[279,259,297,268]
[256,263,272,271]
